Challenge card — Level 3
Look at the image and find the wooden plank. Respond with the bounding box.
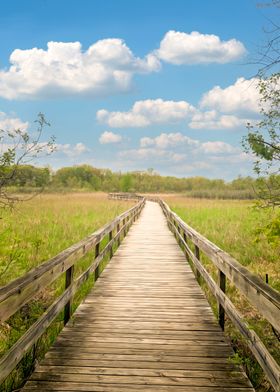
[23,382,254,392]
[22,201,254,392]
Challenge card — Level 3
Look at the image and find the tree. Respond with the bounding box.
[243,3,280,207]
[243,6,280,244]
[243,73,280,207]
[120,173,133,192]
[0,113,55,210]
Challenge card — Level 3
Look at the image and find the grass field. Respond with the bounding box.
[0,193,134,285]
[0,193,134,391]
[163,195,279,391]
[0,193,279,391]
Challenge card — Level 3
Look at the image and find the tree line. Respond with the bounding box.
[4,163,275,199]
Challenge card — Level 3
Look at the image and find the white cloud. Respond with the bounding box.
[200,77,260,113]
[189,110,249,129]
[119,132,244,169]
[119,147,186,163]
[140,132,199,149]
[156,30,246,65]
[175,161,213,173]
[0,111,29,132]
[0,40,160,99]
[200,141,239,154]
[55,142,89,157]
[99,131,122,144]
[209,151,253,164]
[97,99,195,128]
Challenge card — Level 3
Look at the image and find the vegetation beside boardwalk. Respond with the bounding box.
[165,195,279,391]
[0,193,134,391]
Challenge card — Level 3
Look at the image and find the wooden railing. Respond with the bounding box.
[0,198,145,384]
[108,192,143,201]
[159,200,280,392]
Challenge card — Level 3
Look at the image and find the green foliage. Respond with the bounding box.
[53,165,102,190]
[3,164,264,199]
[243,73,279,244]
[243,73,280,205]
[255,210,280,245]
[120,173,133,192]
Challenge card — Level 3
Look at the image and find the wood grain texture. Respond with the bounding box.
[22,201,254,391]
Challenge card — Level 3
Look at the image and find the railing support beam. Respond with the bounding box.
[64,265,74,325]
[218,270,226,330]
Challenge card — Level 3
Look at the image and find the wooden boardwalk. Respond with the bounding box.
[22,201,254,391]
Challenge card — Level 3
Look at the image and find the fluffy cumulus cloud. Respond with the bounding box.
[0,40,160,99]
[189,110,250,130]
[199,141,239,154]
[97,99,195,127]
[0,31,247,100]
[99,131,122,144]
[0,111,29,132]
[200,77,260,113]
[118,132,247,174]
[119,147,186,163]
[97,76,260,132]
[156,31,246,65]
[55,142,89,157]
[140,132,199,148]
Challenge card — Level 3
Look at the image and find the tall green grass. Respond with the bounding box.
[165,196,279,391]
[0,193,134,391]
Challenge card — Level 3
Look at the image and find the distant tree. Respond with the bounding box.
[53,165,102,190]
[10,165,51,187]
[120,173,133,192]
[0,113,55,209]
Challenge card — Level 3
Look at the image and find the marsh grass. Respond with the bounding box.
[0,193,134,391]
[165,196,279,391]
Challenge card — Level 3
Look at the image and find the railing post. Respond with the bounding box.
[94,242,100,281]
[109,230,113,258]
[117,223,120,246]
[173,218,177,238]
[64,265,74,325]
[218,270,226,330]
[183,232,190,262]
[123,217,127,237]
[194,245,201,282]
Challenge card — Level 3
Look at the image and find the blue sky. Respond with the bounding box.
[0,0,278,179]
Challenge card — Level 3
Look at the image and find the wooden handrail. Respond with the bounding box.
[0,198,145,384]
[159,199,280,392]
[108,192,143,201]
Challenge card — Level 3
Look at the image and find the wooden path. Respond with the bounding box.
[22,201,254,391]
